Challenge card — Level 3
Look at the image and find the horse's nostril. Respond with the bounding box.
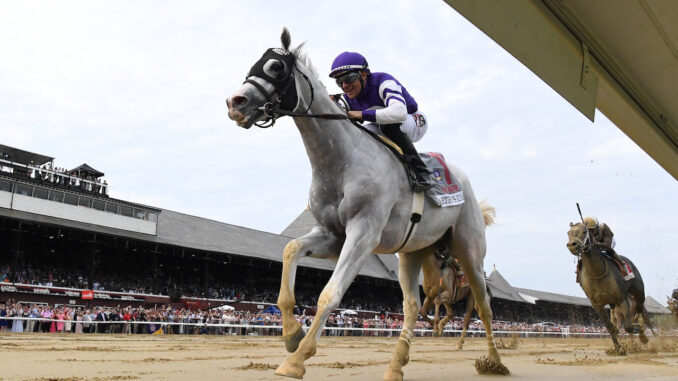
[231,95,248,107]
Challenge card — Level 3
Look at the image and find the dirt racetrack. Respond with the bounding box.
[1,333,677,381]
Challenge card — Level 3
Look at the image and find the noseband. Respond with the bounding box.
[242,49,349,128]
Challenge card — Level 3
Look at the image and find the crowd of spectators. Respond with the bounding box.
[0,299,614,338]
[0,158,108,196]
[3,263,248,302]
[1,261,403,313]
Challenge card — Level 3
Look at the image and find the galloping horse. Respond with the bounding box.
[566,222,654,352]
[420,202,494,350]
[227,29,505,380]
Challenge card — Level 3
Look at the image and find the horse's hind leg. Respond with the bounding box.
[277,227,342,353]
[453,229,501,363]
[383,248,429,381]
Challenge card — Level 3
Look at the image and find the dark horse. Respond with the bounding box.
[567,222,654,353]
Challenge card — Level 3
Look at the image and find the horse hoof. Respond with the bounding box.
[275,360,306,379]
[284,326,306,353]
[639,334,649,344]
[455,343,464,351]
[382,368,404,381]
[474,356,510,375]
[432,330,441,337]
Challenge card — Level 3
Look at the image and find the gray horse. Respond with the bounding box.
[567,222,655,353]
[227,29,504,380]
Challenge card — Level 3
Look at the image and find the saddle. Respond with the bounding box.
[575,251,635,283]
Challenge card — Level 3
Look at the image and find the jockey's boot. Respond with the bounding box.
[382,124,434,192]
[609,249,634,280]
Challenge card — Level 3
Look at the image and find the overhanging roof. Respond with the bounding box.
[445,0,678,179]
[487,269,530,303]
[70,163,104,178]
[0,143,54,166]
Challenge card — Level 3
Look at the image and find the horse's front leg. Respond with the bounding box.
[438,299,454,338]
[419,295,435,329]
[276,215,385,379]
[591,303,622,354]
[383,248,429,381]
[277,227,342,353]
[457,291,475,350]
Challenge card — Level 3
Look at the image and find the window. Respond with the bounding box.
[133,209,146,220]
[148,212,158,222]
[15,184,33,196]
[119,205,133,217]
[33,187,49,199]
[92,199,105,211]
[63,194,78,205]
[105,202,118,214]
[0,179,12,192]
[48,191,64,202]
[78,197,91,207]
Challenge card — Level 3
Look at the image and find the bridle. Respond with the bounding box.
[242,48,350,128]
[572,226,608,279]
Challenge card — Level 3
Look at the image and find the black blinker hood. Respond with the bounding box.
[246,48,298,111]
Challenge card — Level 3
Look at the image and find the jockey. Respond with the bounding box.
[583,217,633,279]
[329,51,434,192]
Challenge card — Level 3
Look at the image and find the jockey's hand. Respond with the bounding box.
[329,94,342,102]
[347,111,363,120]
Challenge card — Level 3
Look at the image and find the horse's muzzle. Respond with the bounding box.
[566,241,580,255]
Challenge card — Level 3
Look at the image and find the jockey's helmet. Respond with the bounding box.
[583,216,599,229]
[329,52,369,78]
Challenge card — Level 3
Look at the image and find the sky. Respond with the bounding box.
[1,1,676,305]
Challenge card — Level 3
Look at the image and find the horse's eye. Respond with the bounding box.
[263,59,286,80]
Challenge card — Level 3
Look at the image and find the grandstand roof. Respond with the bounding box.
[486,269,530,303]
[515,287,592,307]
[645,296,671,314]
[0,143,53,166]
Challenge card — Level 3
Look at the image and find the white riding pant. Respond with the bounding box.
[363,111,429,143]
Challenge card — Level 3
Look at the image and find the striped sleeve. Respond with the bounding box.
[372,79,407,124]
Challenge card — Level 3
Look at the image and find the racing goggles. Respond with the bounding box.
[335,71,361,87]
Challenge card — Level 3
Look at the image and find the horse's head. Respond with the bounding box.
[566,222,590,255]
[226,28,300,129]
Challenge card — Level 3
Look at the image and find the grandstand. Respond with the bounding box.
[0,143,670,324]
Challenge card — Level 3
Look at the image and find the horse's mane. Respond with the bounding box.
[291,44,321,82]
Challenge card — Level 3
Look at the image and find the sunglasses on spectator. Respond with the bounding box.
[335,72,361,87]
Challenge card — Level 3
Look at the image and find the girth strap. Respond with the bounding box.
[393,191,425,253]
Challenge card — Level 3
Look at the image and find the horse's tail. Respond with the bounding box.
[641,306,657,336]
[479,200,496,227]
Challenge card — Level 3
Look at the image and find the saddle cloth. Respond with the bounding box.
[421,152,464,207]
[374,135,463,207]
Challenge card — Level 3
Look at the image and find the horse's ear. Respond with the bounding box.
[281,27,291,51]
[569,222,574,227]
